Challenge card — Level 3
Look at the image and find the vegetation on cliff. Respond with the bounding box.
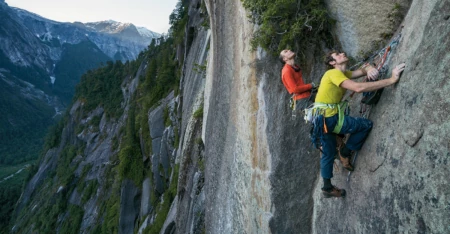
[11,0,189,233]
[241,0,334,63]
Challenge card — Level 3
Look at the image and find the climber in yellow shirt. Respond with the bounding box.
[315,50,406,198]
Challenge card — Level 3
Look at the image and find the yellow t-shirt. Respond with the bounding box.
[315,69,352,117]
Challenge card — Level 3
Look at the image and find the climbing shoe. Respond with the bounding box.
[335,135,345,159]
[322,186,346,198]
[339,146,354,171]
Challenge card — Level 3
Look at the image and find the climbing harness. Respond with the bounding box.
[304,101,350,152]
[290,90,316,120]
[301,32,403,181]
[304,101,349,133]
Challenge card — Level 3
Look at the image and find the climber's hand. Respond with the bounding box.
[392,63,406,83]
[367,67,379,80]
[311,82,319,91]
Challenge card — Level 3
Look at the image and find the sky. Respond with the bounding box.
[5,0,179,34]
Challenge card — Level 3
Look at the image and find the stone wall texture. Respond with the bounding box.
[203,0,449,233]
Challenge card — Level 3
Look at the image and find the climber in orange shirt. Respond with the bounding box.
[279,49,317,109]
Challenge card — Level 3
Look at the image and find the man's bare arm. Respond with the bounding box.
[342,63,406,92]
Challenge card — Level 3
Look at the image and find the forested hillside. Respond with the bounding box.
[0,1,161,231]
[10,0,191,233]
[9,0,449,233]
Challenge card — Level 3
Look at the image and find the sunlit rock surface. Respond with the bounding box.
[204,0,448,233]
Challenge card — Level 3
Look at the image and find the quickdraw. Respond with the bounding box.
[346,32,403,182]
[289,94,296,119]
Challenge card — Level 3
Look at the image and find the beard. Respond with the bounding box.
[337,57,349,65]
[288,53,296,60]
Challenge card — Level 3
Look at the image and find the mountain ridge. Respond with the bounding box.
[11,8,159,38]
[8,0,449,233]
[11,6,160,62]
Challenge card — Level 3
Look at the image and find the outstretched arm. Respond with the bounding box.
[341,63,406,92]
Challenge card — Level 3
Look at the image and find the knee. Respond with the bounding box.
[321,149,337,163]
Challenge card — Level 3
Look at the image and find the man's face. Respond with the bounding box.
[331,52,348,65]
[280,49,295,61]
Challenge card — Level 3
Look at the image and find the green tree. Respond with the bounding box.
[118,102,144,186]
[241,0,335,63]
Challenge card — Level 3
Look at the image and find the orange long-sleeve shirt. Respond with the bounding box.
[281,64,312,100]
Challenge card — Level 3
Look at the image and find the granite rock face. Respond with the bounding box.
[203,0,449,233]
[148,92,178,196]
[11,65,142,233]
[11,0,450,233]
[0,2,158,179]
[325,0,413,58]
[119,179,140,234]
[204,0,279,232]
[0,3,53,69]
[312,0,450,233]
[10,1,201,233]
[171,0,209,233]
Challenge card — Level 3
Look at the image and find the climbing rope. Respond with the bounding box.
[346,32,402,182]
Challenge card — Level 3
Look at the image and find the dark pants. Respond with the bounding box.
[320,114,373,179]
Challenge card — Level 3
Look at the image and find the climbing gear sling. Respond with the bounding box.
[304,101,349,134]
[290,90,316,120]
[346,32,403,182]
[289,94,297,119]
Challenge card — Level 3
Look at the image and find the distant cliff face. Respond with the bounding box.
[9,0,449,233]
[0,3,53,69]
[0,2,160,166]
[3,6,160,103]
[10,1,208,233]
[203,0,449,233]
[12,8,159,62]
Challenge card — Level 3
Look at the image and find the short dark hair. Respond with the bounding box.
[324,50,339,69]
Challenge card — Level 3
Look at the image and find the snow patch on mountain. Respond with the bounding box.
[84,20,160,38]
[11,7,160,61]
[137,26,160,38]
[40,32,53,42]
